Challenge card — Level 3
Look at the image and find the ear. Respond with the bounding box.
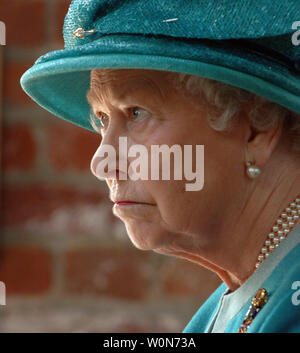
[245,119,283,168]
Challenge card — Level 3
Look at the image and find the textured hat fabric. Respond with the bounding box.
[20,0,300,132]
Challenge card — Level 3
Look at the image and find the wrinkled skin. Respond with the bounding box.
[88,68,300,290]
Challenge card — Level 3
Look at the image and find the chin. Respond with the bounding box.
[123,220,176,251]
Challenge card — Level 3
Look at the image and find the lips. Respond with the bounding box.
[114,201,139,205]
[113,200,155,206]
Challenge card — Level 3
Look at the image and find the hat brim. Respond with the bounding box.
[20,34,300,132]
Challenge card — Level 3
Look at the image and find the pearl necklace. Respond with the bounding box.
[255,195,300,270]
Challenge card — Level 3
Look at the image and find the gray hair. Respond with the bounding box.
[171,72,300,155]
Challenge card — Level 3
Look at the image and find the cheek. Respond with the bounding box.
[204,135,246,190]
[142,178,198,231]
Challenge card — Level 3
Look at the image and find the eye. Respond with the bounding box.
[98,112,109,128]
[130,107,150,121]
[89,109,109,132]
[89,107,150,133]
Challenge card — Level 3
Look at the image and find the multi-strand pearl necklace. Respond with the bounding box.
[255,195,300,270]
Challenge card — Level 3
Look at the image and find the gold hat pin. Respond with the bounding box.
[73,27,97,39]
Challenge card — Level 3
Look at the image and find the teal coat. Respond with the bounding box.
[183,239,300,333]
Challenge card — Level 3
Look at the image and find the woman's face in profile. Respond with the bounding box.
[89,69,247,255]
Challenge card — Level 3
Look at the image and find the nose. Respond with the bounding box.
[90,126,128,181]
[90,143,117,180]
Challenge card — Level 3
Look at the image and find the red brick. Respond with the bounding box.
[111,322,147,333]
[161,259,221,299]
[0,0,45,47]
[0,246,52,295]
[2,123,36,170]
[1,184,103,227]
[3,61,34,105]
[47,122,101,171]
[64,249,150,300]
[52,0,72,46]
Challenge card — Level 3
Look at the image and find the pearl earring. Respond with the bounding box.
[246,161,261,179]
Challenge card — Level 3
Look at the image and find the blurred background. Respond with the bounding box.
[0,0,221,332]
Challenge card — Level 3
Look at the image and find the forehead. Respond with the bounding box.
[87,69,179,106]
[90,68,171,85]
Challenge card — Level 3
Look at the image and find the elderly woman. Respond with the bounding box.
[21,0,300,333]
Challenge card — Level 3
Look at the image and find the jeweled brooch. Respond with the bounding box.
[238,288,268,333]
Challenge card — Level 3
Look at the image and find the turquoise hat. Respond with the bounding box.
[20,0,300,132]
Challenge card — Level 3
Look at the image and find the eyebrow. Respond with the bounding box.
[86,76,165,110]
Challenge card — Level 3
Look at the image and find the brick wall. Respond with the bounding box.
[0,0,221,332]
